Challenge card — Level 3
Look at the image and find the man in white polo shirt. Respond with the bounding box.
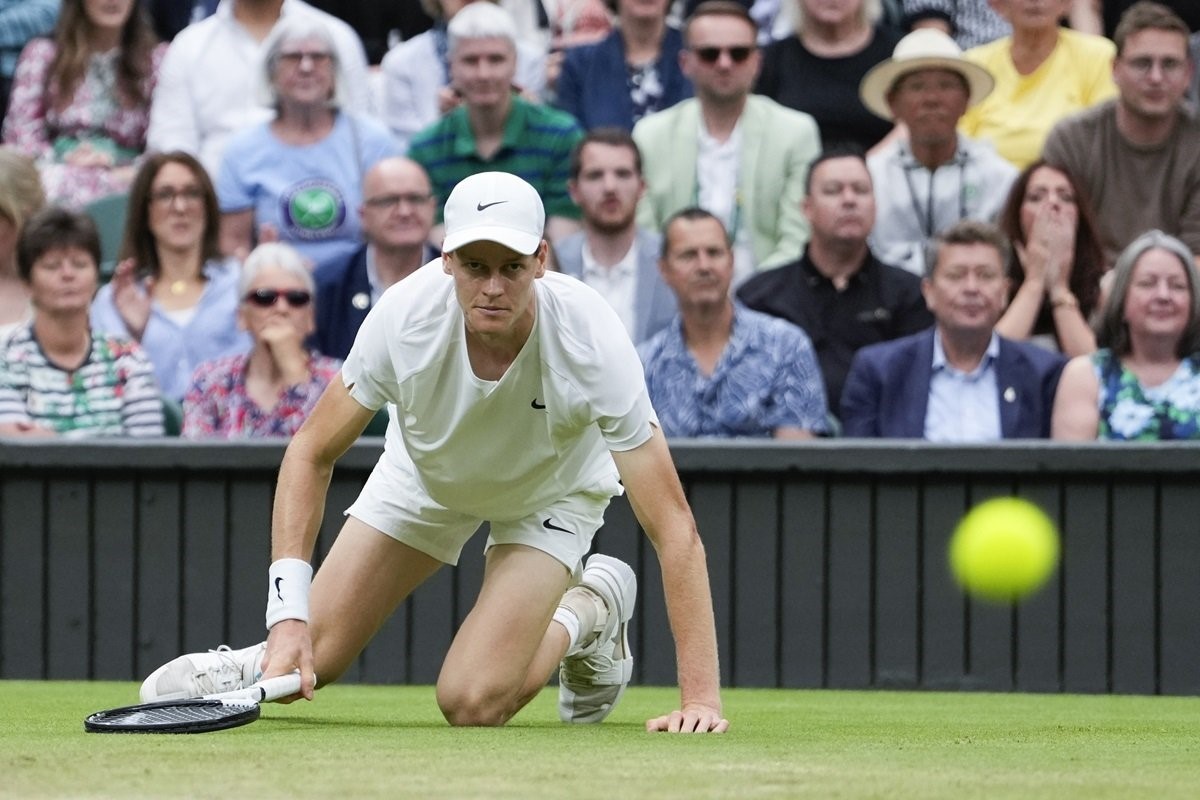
[139,172,729,735]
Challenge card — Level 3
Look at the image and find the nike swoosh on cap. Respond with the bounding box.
[476,200,508,211]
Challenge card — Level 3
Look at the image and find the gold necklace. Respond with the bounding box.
[169,279,188,296]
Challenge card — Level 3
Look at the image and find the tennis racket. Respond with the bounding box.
[84,673,304,734]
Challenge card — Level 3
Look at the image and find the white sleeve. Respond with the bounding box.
[147,39,200,156]
[340,297,400,410]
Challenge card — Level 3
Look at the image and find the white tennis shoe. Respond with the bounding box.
[558,554,636,724]
[139,643,266,703]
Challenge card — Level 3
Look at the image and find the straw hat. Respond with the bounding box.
[858,28,995,121]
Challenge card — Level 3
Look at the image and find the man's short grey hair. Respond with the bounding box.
[448,2,519,54]
[259,17,349,109]
[794,0,882,34]
[239,242,316,298]
[1095,229,1200,357]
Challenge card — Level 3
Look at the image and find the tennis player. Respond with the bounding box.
[142,172,728,733]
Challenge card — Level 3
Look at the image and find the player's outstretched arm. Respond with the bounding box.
[261,376,377,698]
[611,427,729,734]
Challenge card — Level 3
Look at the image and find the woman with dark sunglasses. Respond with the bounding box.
[181,242,341,440]
[91,151,249,400]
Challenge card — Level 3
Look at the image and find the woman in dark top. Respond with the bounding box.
[755,0,902,150]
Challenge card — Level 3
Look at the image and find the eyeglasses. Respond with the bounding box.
[364,193,433,210]
[691,45,756,65]
[1122,56,1187,78]
[244,288,313,308]
[278,50,333,67]
[150,186,205,207]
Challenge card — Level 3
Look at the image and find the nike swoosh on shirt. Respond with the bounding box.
[531,398,546,410]
[542,518,573,534]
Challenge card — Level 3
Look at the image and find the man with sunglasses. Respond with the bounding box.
[141,171,730,735]
[1042,1,1200,265]
[632,0,820,288]
[315,157,439,360]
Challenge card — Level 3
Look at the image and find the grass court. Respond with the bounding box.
[4,681,1200,798]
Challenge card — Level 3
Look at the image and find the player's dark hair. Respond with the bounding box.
[660,206,728,258]
[569,128,643,181]
[804,144,870,196]
[17,206,101,281]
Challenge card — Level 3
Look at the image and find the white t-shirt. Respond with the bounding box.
[580,240,638,339]
[341,262,656,521]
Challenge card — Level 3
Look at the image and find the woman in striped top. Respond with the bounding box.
[0,206,163,437]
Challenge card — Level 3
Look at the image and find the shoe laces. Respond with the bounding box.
[187,645,245,696]
[562,647,616,683]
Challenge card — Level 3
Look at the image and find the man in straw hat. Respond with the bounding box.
[859,27,1016,276]
[138,171,729,734]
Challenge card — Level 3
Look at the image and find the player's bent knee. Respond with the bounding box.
[436,682,516,727]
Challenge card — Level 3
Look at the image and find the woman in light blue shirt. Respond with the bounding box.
[91,150,249,400]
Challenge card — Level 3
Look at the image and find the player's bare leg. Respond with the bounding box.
[436,544,573,726]
[284,517,444,686]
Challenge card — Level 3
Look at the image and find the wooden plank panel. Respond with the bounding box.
[874,481,920,689]
[1013,481,1063,692]
[408,565,454,684]
[181,478,228,652]
[732,480,778,687]
[1109,481,1156,694]
[1159,481,1200,694]
[963,481,1016,692]
[779,480,826,688]
[2,477,46,678]
[92,478,137,680]
[135,477,182,678]
[226,477,274,656]
[682,480,731,689]
[826,481,872,688]
[1060,481,1109,693]
[921,481,968,689]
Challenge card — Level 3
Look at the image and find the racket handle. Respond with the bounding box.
[205,672,305,702]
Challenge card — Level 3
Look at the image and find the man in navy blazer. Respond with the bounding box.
[841,220,1066,440]
[554,129,676,345]
[315,158,437,360]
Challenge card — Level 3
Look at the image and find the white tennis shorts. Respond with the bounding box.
[345,457,615,572]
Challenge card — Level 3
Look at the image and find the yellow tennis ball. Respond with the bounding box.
[949,497,1060,603]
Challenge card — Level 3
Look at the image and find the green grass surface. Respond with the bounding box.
[3,681,1199,799]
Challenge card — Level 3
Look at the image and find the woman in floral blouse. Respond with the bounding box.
[1052,230,1200,441]
[2,0,165,208]
[182,242,341,440]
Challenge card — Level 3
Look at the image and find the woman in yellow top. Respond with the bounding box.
[958,0,1117,169]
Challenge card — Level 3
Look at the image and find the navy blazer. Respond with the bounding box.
[840,328,1066,439]
[553,228,677,345]
[554,27,692,131]
[314,244,436,360]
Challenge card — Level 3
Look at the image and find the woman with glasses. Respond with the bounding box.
[182,242,340,440]
[90,151,249,400]
[2,0,165,208]
[216,16,398,281]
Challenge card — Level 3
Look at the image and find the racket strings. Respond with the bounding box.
[107,702,255,726]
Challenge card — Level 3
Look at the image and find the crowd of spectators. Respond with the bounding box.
[0,0,1199,443]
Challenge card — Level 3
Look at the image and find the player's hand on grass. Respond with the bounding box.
[645,704,729,734]
[263,619,316,702]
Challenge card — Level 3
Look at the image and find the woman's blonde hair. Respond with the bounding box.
[793,0,882,35]
[0,147,45,232]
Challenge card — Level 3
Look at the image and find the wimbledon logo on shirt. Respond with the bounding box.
[281,179,346,240]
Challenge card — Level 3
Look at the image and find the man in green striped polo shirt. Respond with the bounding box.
[408,2,584,248]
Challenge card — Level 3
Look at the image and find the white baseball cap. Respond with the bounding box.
[441,171,545,256]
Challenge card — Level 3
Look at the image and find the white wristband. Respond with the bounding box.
[265,558,313,630]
